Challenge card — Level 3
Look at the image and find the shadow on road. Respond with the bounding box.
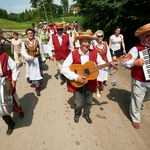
[42,63,49,71]
[13,92,38,129]
[67,96,75,109]
[107,88,131,121]
[41,73,52,91]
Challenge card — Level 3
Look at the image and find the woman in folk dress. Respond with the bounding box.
[11,32,23,67]
[92,30,112,98]
[21,28,45,96]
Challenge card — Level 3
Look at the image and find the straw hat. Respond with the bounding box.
[76,31,96,40]
[135,23,150,37]
[54,22,64,29]
[48,22,54,26]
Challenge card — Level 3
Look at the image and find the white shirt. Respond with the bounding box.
[122,46,150,87]
[0,55,19,81]
[110,34,123,51]
[7,56,20,81]
[62,48,106,81]
[48,33,74,52]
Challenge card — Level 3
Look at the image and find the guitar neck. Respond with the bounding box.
[90,62,111,73]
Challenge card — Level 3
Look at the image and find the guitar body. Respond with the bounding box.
[70,61,99,88]
[69,54,132,88]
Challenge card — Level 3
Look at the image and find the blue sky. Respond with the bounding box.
[0,0,75,13]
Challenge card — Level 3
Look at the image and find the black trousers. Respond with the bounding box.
[110,49,123,57]
[2,115,15,128]
[73,84,93,117]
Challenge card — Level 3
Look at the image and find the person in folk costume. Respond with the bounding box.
[47,22,56,37]
[48,22,74,85]
[91,30,112,98]
[67,22,80,49]
[73,25,80,49]
[38,22,44,36]
[11,32,24,67]
[62,31,118,124]
[21,28,46,96]
[38,26,53,60]
[0,46,24,135]
[122,23,150,129]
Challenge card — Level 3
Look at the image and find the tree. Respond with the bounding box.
[61,0,69,13]
[0,9,8,19]
[30,0,54,22]
[76,0,150,49]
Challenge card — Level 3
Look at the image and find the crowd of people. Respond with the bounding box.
[0,20,150,135]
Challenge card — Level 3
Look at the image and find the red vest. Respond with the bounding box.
[0,52,15,93]
[131,44,150,82]
[67,49,98,92]
[52,33,70,60]
[92,41,108,62]
[0,52,12,81]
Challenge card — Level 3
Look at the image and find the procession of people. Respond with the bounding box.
[0,21,150,135]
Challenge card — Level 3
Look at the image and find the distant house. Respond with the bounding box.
[70,6,81,14]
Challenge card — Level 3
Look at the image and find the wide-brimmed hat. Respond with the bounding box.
[76,31,96,40]
[135,23,150,37]
[54,22,64,29]
[48,22,54,26]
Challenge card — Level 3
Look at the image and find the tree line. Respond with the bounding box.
[75,0,150,49]
[0,0,70,22]
[1,0,150,49]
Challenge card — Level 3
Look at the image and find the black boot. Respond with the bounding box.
[35,88,41,96]
[83,115,92,124]
[2,115,16,135]
[27,78,32,84]
[60,74,66,85]
[7,121,15,135]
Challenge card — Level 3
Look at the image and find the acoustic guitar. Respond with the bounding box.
[69,54,132,88]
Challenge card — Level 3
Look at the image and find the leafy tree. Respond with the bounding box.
[0,9,8,19]
[76,0,150,49]
[61,0,69,13]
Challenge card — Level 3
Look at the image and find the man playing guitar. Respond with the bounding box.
[62,31,118,124]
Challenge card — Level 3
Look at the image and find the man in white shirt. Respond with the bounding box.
[62,31,117,124]
[0,46,24,135]
[48,22,74,85]
[122,23,150,129]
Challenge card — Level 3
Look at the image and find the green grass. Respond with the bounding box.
[0,16,82,30]
[0,18,33,30]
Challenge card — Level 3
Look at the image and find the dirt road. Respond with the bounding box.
[0,61,150,150]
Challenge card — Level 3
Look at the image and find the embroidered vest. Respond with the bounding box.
[25,39,40,57]
[67,49,98,92]
[131,43,150,82]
